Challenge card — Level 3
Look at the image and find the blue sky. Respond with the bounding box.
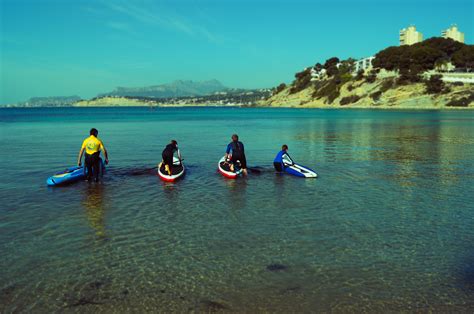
[0,0,472,103]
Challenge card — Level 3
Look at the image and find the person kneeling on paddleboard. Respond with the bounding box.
[161,140,182,175]
[77,128,109,182]
[273,144,293,172]
[225,134,248,176]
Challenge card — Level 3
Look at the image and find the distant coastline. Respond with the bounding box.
[4,79,473,110]
[3,89,473,109]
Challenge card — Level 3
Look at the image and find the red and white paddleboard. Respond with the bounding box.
[158,157,185,182]
[218,156,242,179]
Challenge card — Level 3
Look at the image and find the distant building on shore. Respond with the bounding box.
[354,56,375,73]
[399,26,423,45]
[442,25,465,43]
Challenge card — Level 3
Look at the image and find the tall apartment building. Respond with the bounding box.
[399,26,423,45]
[442,25,465,43]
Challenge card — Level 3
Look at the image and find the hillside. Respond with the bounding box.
[74,89,271,107]
[262,73,474,109]
[261,38,474,109]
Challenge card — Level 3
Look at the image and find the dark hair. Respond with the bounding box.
[282,144,288,150]
[232,134,239,141]
[171,140,178,146]
[90,128,98,136]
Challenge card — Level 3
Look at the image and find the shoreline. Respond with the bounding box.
[1,104,473,110]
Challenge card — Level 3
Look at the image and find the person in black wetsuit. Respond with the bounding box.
[161,140,181,175]
[225,134,248,175]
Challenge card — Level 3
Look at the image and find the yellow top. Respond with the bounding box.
[81,135,104,155]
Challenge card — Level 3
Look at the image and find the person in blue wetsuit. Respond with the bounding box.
[225,134,248,175]
[274,144,293,172]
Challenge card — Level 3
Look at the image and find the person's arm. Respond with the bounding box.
[177,149,182,161]
[283,153,294,165]
[225,143,231,160]
[101,142,109,164]
[77,147,85,166]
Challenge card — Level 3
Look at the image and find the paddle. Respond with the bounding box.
[247,166,263,174]
[150,158,185,170]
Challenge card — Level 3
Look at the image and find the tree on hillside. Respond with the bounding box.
[452,46,474,71]
[324,57,340,77]
[289,68,312,94]
[295,68,311,80]
[417,37,464,57]
[411,46,445,72]
[425,75,445,94]
[274,83,287,95]
[365,69,379,83]
[313,63,323,72]
[355,69,364,80]
[324,57,339,69]
[372,46,407,71]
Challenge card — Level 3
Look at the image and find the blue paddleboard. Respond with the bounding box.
[284,163,318,178]
[46,166,85,186]
[46,159,105,186]
[281,154,317,178]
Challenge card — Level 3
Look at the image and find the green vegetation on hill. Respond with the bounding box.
[312,58,354,103]
[373,38,469,83]
[289,68,312,94]
[264,37,474,108]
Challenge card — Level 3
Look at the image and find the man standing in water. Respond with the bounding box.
[225,134,248,175]
[77,128,109,182]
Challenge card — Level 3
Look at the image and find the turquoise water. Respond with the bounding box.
[1,107,473,312]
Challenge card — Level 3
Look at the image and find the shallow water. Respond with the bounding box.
[1,107,473,312]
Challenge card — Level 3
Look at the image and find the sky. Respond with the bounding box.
[0,0,473,103]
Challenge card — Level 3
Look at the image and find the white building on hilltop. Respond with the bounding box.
[310,67,326,81]
[442,25,465,43]
[399,25,423,45]
[353,56,375,74]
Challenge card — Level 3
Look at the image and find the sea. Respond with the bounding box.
[1,107,473,312]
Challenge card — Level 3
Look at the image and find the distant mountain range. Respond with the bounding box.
[98,79,229,98]
[4,80,270,107]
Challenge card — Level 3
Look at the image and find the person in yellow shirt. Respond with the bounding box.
[77,128,109,182]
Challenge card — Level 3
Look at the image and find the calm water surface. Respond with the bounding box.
[1,107,473,312]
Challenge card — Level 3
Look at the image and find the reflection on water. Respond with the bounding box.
[226,178,248,214]
[82,184,107,239]
[293,113,473,192]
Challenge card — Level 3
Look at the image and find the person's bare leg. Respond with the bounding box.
[242,168,248,176]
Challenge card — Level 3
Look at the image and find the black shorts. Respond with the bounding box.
[274,162,283,172]
[85,152,101,180]
[231,154,247,169]
[162,151,174,166]
[85,152,100,166]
